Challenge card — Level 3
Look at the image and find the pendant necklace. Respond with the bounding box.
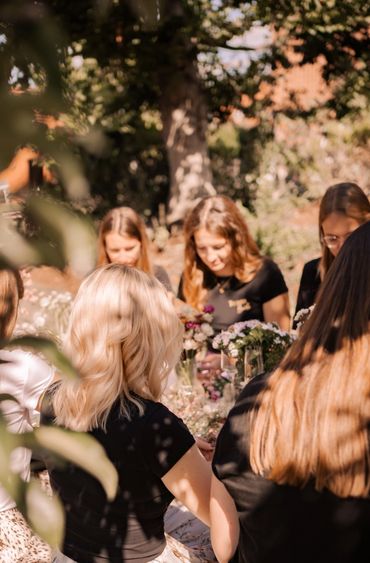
[216,276,232,294]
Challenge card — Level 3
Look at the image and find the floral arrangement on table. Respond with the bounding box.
[176,305,214,386]
[212,320,296,393]
[164,385,227,444]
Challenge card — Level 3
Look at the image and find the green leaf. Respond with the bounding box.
[0,419,25,507]
[25,479,65,549]
[25,196,97,277]
[29,426,118,501]
[0,393,20,403]
[9,336,79,380]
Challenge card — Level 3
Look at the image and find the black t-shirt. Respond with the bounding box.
[153,264,173,293]
[178,258,288,333]
[213,375,370,563]
[42,396,195,563]
[294,258,321,321]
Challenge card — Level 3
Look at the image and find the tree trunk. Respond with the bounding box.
[160,59,215,226]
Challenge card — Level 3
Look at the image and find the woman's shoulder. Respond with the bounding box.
[301,257,321,278]
[153,264,173,292]
[248,257,288,296]
[213,373,270,477]
[0,348,52,378]
[259,256,283,273]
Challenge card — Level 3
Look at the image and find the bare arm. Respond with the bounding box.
[161,443,212,526]
[210,474,239,563]
[263,292,290,331]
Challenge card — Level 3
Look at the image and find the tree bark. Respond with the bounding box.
[160,58,215,225]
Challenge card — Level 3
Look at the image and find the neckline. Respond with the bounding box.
[215,275,234,294]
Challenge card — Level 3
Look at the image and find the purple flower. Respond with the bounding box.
[203,305,215,314]
[185,321,199,329]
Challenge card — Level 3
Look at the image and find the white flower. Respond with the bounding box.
[39,297,50,307]
[194,332,207,342]
[34,315,46,328]
[183,339,197,350]
[200,323,214,336]
[202,313,213,323]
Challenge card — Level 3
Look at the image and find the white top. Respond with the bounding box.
[0,349,54,511]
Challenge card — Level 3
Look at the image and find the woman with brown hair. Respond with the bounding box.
[295,182,370,317]
[179,195,290,334]
[210,220,370,563]
[97,207,172,291]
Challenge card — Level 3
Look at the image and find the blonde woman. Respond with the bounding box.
[0,269,53,562]
[42,264,211,563]
[97,206,172,291]
[211,221,370,563]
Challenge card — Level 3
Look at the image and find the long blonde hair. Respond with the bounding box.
[0,268,23,339]
[250,221,370,498]
[183,196,262,309]
[97,207,153,274]
[52,264,183,431]
[319,182,370,279]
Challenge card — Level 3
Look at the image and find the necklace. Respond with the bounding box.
[216,276,233,294]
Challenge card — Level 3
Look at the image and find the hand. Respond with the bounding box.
[198,352,221,379]
[195,436,214,462]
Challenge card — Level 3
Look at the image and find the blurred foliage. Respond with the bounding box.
[1,0,369,218]
[0,403,118,547]
[256,0,370,118]
[234,107,370,306]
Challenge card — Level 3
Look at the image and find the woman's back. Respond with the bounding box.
[43,394,194,562]
[213,375,370,563]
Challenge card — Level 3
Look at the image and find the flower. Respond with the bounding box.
[212,320,296,374]
[203,305,215,314]
[178,306,215,359]
[293,305,315,332]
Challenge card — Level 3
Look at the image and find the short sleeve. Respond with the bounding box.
[257,259,288,304]
[153,265,173,293]
[141,403,195,478]
[294,258,321,320]
[23,353,54,413]
[177,274,185,300]
[212,374,268,482]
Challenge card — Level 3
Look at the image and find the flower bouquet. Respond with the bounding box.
[212,320,296,392]
[176,305,214,387]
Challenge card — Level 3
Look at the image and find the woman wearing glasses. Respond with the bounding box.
[294,182,370,320]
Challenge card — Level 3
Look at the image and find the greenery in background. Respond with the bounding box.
[0,1,116,545]
[0,0,368,546]
[212,107,370,283]
[2,0,368,222]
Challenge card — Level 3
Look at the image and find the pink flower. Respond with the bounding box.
[203,305,215,314]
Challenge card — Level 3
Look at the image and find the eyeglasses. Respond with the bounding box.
[321,232,354,248]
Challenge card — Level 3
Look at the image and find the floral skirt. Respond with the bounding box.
[0,507,52,563]
[53,535,213,563]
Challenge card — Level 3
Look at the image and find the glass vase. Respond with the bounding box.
[176,355,197,389]
[244,347,264,382]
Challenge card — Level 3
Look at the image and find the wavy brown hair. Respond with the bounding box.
[97,207,153,274]
[319,182,370,279]
[183,196,262,309]
[250,221,370,498]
